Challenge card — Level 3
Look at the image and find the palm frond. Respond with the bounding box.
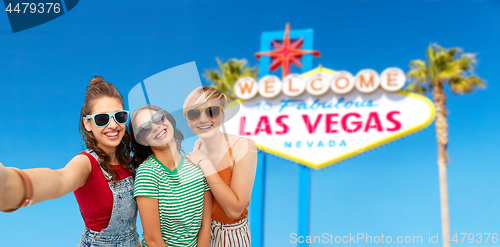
[449,75,484,95]
[203,58,259,100]
[410,44,484,95]
[404,83,427,94]
[457,53,477,72]
[408,59,429,85]
[437,60,462,81]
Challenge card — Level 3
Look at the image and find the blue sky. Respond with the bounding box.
[0,0,499,246]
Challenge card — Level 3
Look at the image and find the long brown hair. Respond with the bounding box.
[79,76,134,180]
[129,105,184,168]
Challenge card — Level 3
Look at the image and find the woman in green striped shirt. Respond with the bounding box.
[129,105,212,247]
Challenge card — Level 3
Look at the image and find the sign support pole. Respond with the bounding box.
[252,151,266,247]
[256,27,315,247]
[298,29,313,247]
[298,165,311,247]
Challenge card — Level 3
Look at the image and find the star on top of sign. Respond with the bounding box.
[255,23,321,78]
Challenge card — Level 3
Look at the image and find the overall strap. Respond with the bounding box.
[85,149,113,180]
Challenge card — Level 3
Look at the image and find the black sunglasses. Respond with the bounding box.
[86,111,129,127]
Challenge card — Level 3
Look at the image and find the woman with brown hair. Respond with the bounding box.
[129,105,212,247]
[0,76,140,246]
[184,86,257,247]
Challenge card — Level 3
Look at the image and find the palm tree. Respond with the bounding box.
[204,58,259,100]
[406,44,484,247]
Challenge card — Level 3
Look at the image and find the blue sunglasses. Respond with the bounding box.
[86,110,129,127]
[136,110,167,138]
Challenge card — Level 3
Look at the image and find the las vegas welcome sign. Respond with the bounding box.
[223,66,436,169]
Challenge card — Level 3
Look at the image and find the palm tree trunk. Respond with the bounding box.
[433,82,450,247]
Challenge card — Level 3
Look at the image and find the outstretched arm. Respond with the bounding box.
[0,155,91,212]
[186,138,257,219]
[0,163,7,198]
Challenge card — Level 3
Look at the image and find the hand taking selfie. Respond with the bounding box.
[0,162,6,200]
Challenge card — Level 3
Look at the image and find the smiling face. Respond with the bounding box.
[186,98,225,138]
[83,96,126,154]
[133,109,175,148]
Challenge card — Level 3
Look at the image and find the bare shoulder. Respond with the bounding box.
[67,154,91,168]
[57,154,93,189]
[230,136,257,162]
[226,134,253,146]
[193,138,202,151]
[60,154,92,178]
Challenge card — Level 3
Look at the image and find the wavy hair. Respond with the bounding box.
[79,76,134,180]
[129,105,185,168]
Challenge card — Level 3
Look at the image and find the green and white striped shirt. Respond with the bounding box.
[134,155,210,247]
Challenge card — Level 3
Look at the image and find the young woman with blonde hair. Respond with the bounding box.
[184,86,257,247]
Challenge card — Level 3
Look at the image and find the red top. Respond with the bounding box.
[73,152,131,231]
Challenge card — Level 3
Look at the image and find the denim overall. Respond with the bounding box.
[77,150,139,247]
